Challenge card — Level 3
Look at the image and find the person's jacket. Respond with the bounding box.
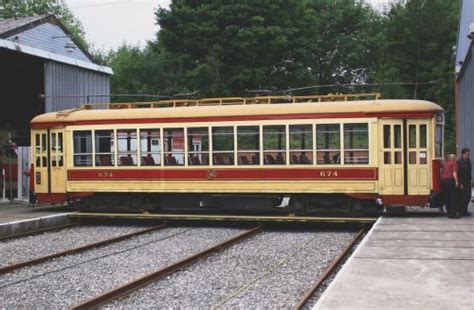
[457,157,472,186]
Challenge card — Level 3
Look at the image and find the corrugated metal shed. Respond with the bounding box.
[44,61,110,112]
[456,0,474,71]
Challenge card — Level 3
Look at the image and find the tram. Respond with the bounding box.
[29,93,444,214]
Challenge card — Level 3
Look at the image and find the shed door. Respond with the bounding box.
[407,120,431,195]
[379,120,404,195]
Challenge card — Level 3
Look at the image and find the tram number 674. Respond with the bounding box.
[319,171,339,177]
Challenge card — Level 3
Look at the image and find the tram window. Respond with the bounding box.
[408,125,416,148]
[164,128,185,166]
[263,126,286,165]
[95,130,114,166]
[35,134,41,167]
[51,133,57,167]
[384,152,391,164]
[409,151,417,164]
[316,124,340,165]
[419,125,427,148]
[394,151,402,164]
[140,129,161,166]
[57,133,63,166]
[41,133,47,167]
[435,124,443,158]
[238,126,260,165]
[343,123,369,165]
[394,125,401,149]
[289,125,313,165]
[383,125,391,148]
[188,128,209,166]
[73,131,93,167]
[117,129,138,166]
[212,127,234,165]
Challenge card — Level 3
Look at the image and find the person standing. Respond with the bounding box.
[457,148,472,216]
[442,154,460,219]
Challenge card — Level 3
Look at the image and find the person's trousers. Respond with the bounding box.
[459,183,471,214]
[442,178,457,216]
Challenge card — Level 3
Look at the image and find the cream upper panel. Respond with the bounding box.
[31,100,443,124]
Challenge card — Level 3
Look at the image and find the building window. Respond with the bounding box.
[95,130,114,166]
[117,129,138,166]
[435,124,443,158]
[237,126,260,165]
[164,128,185,166]
[289,125,313,165]
[212,127,234,165]
[316,124,341,165]
[188,128,209,166]
[343,123,369,164]
[263,126,286,165]
[140,129,161,166]
[73,131,93,167]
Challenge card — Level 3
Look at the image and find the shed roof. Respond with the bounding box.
[0,14,49,36]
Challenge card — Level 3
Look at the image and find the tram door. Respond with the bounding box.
[379,120,404,195]
[49,129,66,193]
[407,120,431,195]
[33,130,49,193]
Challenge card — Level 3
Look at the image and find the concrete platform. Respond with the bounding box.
[315,201,474,310]
[0,202,72,238]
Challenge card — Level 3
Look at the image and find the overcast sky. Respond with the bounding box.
[64,0,390,51]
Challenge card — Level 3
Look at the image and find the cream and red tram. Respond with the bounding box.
[30,94,445,214]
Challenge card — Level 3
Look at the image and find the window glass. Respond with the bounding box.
[164,128,185,166]
[435,124,443,158]
[51,133,57,167]
[344,123,369,165]
[95,130,114,166]
[188,128,209,166]
[408,125,416,148]
[212,127,234,165]
[289,125,313,165]
[35,134,41,167]
[238,126,260,165]
[383,125,391,148]
[394,125,401,149]
[263,126,286,165]
[316,124,340,165]
[73,131,93,167]
[117,129,138,166]
[419,125,427,148]
[140,129,161,166]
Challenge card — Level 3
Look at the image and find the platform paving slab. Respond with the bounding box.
[0,203,72,238]
[314,202,474,310]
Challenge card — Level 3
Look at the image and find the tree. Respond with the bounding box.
[0,0,89,50]
[373,0,460,152]
[153,0,379,97]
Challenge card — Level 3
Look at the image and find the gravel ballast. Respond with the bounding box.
[0,226,244,308]
[108,230,355,309]
[0,225,149,267]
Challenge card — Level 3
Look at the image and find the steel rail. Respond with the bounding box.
[0,222,78,242]
[70,226,262,310]
[69,213,378,224]
[293,228,366,310]
[0,225,166,275]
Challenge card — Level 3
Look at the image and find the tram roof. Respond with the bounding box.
[31,99,443,125]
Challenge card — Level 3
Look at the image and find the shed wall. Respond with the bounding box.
[44,61,110,112]
[458,45,474,183]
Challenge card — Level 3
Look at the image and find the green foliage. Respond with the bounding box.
[0,0,89,50]
[104,0,459,152]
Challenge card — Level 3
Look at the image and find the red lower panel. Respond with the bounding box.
[68,168,378,181]
[36,193,68,204]
[1,163,18,181]
[382,195,429,206]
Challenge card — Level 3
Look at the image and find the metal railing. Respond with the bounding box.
[80,93,381,111]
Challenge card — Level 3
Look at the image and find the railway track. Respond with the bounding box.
[0,225,165,275]
[0,222,370,308]
[293,228,366,309]
[70,226,262,309]
[69,212,378,224]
